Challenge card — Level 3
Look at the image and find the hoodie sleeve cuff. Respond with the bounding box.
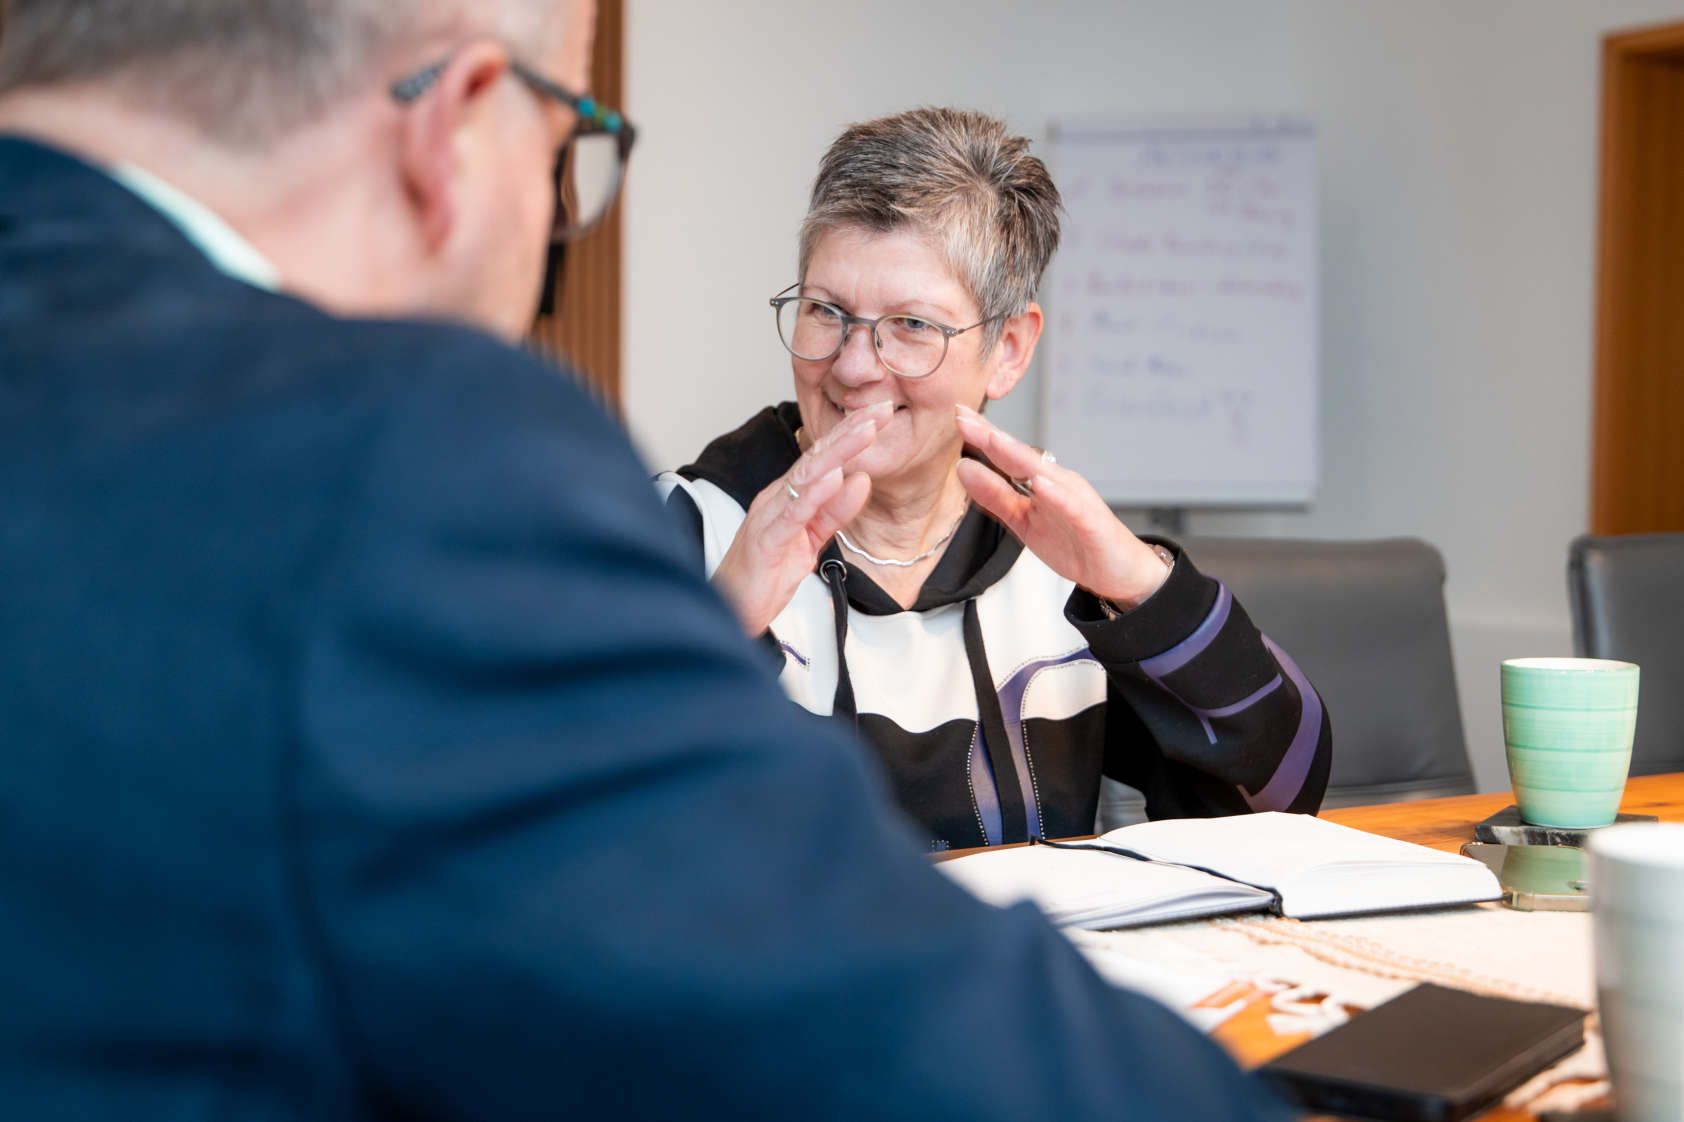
[1065,538,1221,664]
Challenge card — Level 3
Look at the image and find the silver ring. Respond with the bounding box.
[784,480,801,501]
[1009,449,1054,496]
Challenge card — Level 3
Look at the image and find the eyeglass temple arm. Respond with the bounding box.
[391,59,635,145]
[390,63,445,102]
[950,312,1010,337]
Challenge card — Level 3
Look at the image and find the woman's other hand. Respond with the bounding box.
[712,402,890,635]
[954,404,1170,610]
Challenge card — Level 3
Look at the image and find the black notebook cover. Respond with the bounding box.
[1258,983,1587,1122]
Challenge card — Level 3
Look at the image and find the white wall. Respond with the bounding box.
[621,0,1684,792]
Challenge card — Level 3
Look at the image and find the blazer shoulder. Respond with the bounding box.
[248,312,608,442]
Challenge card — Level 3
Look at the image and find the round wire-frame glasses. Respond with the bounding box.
[768,283,1003,379]
[389,54,637,243]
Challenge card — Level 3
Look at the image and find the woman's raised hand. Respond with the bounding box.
[953,404,1170,610]
[711,402,890,635]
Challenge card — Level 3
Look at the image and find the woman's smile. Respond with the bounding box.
[793,226,993,488]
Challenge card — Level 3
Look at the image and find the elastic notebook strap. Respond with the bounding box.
[1030,837,1287,913]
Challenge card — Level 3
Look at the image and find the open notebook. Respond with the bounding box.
[937,812,1502,930]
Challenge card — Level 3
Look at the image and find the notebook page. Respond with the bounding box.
[1100,812,1480,890]
[937,843,1272,929]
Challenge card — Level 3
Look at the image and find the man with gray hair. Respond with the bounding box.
[0,3,1294,1120]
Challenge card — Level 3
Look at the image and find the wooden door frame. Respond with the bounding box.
[1590,20,1684,533]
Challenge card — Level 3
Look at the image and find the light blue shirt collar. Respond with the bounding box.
[109,162,281,292]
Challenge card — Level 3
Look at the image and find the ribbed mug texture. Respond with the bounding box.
[1501,658,1638,829]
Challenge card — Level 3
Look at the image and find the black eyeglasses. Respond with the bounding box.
[390,54,637,242]
[769,284,1003,379]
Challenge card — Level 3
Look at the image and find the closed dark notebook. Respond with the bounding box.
[1258,983,1587,1122]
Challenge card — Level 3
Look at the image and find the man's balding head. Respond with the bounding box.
[0,0,597,340]
[0,0,570,146]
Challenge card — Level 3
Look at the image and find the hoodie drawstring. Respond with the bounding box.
[820,559,1033,845]
[819,558,858,726]
[962,599,1031,843]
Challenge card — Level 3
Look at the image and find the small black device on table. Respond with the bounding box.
[1259,982,1588,1122]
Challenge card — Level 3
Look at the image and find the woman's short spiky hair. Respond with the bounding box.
[798,107,1062,351]
[0,0,568,146]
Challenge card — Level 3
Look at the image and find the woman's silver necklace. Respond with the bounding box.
[835,511,967,568]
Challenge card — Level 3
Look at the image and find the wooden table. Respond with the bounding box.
[937,773,1684,862]
[1210,772,1684,1120]
[1320,772,1684,853]
[939,775,1684,1119]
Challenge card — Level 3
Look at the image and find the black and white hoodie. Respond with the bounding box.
[658,403,1331,850]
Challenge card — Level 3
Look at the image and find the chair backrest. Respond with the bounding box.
[1568,533,1684,776]
[1099,536,1474,827]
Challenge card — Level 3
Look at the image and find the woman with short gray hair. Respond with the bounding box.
[658,108,1331,849]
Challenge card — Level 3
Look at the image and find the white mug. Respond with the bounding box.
[1589,823,1684,1122]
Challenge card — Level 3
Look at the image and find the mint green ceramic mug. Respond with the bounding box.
[1501,657,1639,828]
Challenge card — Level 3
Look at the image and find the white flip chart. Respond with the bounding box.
[1040,117,1318,505]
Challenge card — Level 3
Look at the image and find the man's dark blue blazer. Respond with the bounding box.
[0,136,1293,1121]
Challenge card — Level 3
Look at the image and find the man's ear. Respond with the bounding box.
[984,302,1045,401]
[396,41,512,253]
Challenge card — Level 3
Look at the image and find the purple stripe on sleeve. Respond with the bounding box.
[968,726,1003,847]
[1240,637,1324,812]
[995,647,1097,840]
[1161,673,1288,747]
[1200,675,1282,719]
[1139,583,1233,679]
[1138,583,1266,745]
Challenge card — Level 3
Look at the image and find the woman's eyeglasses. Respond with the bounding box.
[769,283,1002,379]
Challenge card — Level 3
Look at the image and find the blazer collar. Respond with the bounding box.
[0,133,212,266]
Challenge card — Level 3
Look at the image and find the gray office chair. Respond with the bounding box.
[1099,536,1475,828]
[1568,533,1684,776]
